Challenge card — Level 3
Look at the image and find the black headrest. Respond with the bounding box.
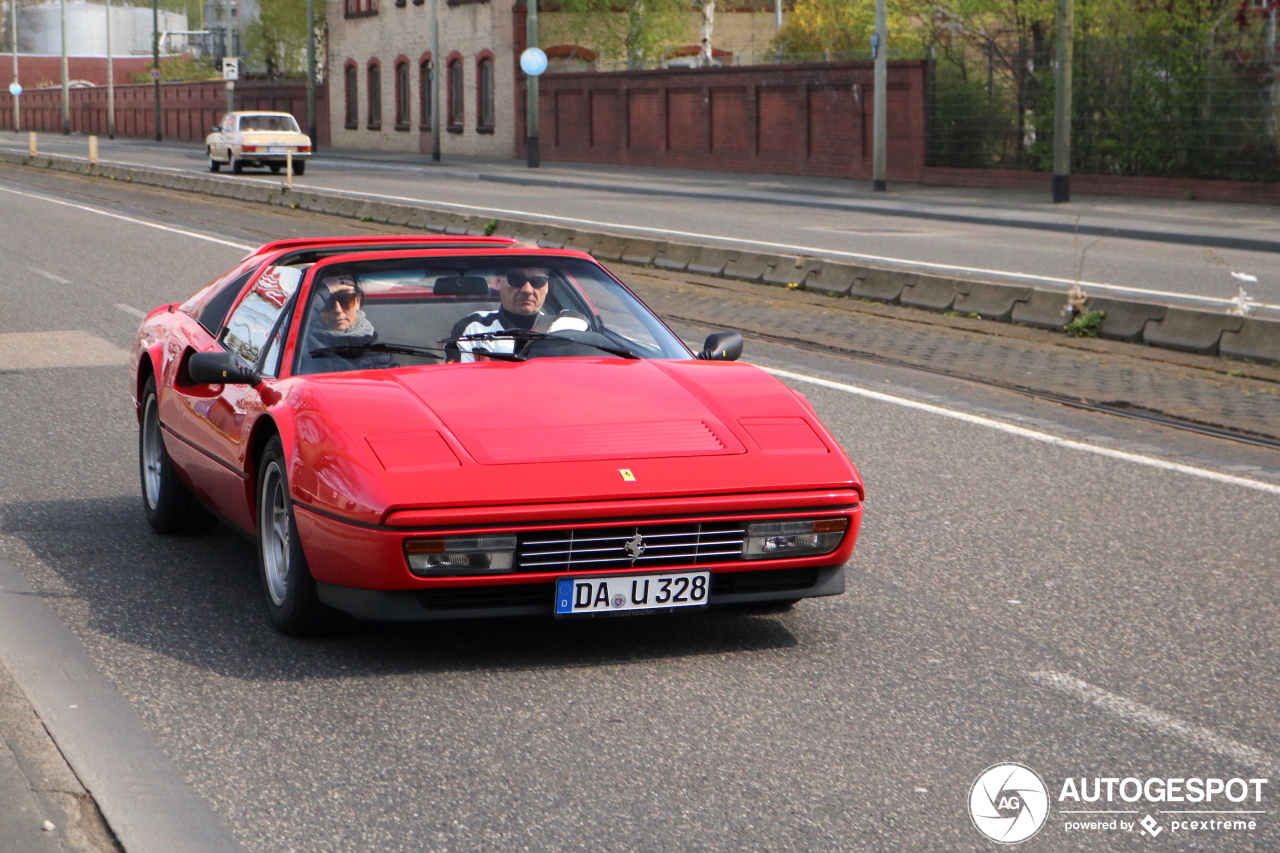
[433,276,491,296]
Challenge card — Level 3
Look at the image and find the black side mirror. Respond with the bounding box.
[696,331,743,361]
[188,351,261,385]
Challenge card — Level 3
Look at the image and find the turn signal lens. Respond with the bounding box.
[298,145,311,152]
[743,518,847,560]
[405,536,517,576]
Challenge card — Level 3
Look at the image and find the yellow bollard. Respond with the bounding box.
[28,131,36,156]
[286,149,293,190]
[88,135,98,164]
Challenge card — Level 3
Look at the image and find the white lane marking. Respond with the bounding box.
[763,367,1280,496]
[0,185,253,251]
[28,267,71,284]
[114,303,147,319]
[1030,671,1278,773]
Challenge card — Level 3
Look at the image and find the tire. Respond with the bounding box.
[269,163,281,174]
[292,160,306,176]
[139,376,218,534]
[209,156,221,173]
[257,435,334,635]
[231,157,244,175]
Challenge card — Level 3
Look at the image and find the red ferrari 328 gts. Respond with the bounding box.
[131,236,864,634]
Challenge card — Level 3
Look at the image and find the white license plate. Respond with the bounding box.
[267,146,287,154]
[555,571,710,616]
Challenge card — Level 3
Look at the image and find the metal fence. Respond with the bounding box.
[927,34,1280,182]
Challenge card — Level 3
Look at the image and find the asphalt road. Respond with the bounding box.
[1,165,1279,851]
[3,134,1278,313]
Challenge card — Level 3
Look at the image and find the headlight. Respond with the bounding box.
[743,518,847,560]
[405,536,517,576]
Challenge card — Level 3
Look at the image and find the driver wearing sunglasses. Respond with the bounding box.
[304,272,399,372]
[448,267,588,362]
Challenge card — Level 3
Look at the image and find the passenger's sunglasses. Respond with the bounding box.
[505,274,550,289]
[322,290,361,310]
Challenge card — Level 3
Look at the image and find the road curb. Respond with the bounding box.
[4,149,1278,364]
[0,560,246,853]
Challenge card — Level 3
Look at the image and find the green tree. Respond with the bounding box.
[246,0,324,77]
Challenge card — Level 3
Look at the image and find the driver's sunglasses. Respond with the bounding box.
[506,274,550,290]
[322,290,360,310]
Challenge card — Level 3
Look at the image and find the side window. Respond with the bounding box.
[197,268,257,336]
[220,267,302,367]
[258,303,296,377]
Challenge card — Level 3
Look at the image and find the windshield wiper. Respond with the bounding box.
[442,329,640,360]
[308,342,449,360]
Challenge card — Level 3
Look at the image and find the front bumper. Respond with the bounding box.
[316,564,846,622]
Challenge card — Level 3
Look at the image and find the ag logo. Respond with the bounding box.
[969,763,1049,844]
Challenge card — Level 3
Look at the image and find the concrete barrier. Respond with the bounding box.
[847,267,908,303]
[5,148,1279,366]
[951,282,1032,321]
[1219,318,1280,364]
[1086,297,1167,343]
[1011,290,1071,329]
[900,277,962,312]
[1142,308,1244,355]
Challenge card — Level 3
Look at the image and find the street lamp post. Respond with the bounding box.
[306,0,316,148]
[526,0,539,167]
[152,0,160,141]
[59,0,68,134]
[871,0,887,192]
[1052,0,1074,202]
[430,0,440,161]
[106,0,114,138]
[9,0,19,132]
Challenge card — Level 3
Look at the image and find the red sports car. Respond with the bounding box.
[131,236,864,634]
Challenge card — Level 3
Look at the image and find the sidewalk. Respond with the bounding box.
[0,657,119,853]
[4,133,1278,253]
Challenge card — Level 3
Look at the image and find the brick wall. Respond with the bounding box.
[0,80,330,146]
[7,55,157,88]
[326,0,517,156]
[516,60,927,180]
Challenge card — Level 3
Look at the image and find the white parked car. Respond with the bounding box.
[206,111,311,175]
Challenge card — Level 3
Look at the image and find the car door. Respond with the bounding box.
[166,266,301,532]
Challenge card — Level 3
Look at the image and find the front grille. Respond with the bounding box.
[517,522,746,573]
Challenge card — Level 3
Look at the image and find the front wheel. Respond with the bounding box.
[257,436,334,635]
[292,160,306,176]
[139,376,218,534]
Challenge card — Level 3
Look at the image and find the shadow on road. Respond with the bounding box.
[0,495,799,681]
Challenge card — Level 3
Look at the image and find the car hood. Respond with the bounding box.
[285,359,859,522]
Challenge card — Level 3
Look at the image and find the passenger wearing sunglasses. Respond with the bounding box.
[448,267,588,362]
[305,273,399,371]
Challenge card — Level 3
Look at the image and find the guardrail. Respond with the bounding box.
[3,148,1277,365]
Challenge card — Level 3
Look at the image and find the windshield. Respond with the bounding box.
[238,114,301,133]
[295,255,692,375]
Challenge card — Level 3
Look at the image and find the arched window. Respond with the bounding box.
[447,57,463,131]
[476,55,494,132]
[367,61,382,129]
[344,63,358,128]
[419,57,433,129]
[395,60,411,129]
